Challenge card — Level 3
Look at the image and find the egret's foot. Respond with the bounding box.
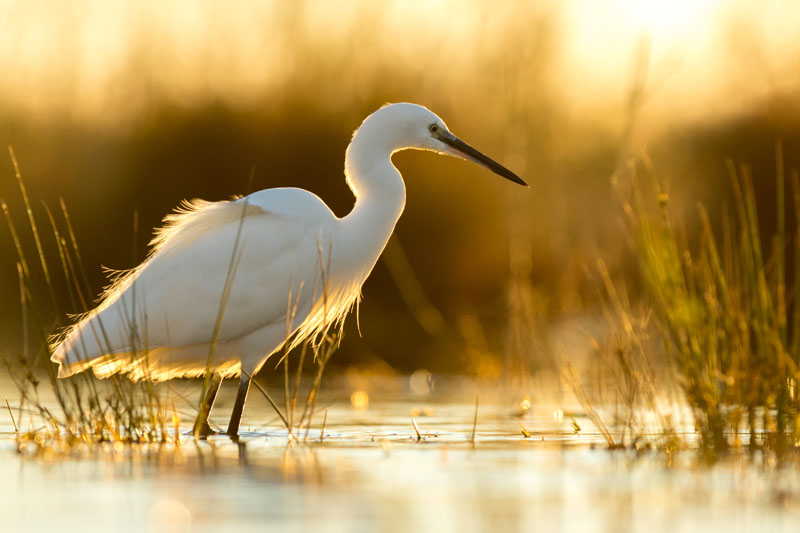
[190,423,223,439]
[193,431,225,440]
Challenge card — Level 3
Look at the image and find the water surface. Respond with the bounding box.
[1,378,798,532]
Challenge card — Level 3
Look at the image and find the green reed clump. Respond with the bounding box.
[617,148,799,460]
[2,147,174,449]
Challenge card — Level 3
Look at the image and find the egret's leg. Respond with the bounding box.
[192,372,222,438]
[226,373,252,438]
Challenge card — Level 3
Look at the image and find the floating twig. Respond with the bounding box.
[570,416,581,434]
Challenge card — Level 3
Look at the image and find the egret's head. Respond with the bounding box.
[354,103,528,187]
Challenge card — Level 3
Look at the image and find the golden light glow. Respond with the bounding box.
[409,369,433,395]
[0,0,793,128]
[410,407,434,417]
[147,499,192,533]
[350,390,369,411]
[622,0,720,36]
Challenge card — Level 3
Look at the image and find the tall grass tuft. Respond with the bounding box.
[2,148,174,451]
[612,148,799,461]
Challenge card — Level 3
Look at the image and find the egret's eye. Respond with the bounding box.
[428,123,440,135]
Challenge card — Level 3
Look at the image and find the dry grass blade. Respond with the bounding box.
[1,199,30,280]
[242,369,289,429]
[471,396,478,445]
[563,362,617,448]
[320,407,328,442]
[8,147,58,312]
[5,399,18,433]
[411,418,421,441]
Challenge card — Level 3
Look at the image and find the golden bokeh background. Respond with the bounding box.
[2,0,800,374]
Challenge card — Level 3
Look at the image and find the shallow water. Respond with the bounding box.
[1,378,799,532]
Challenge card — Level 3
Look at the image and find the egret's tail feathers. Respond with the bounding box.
[50,314,110,377]
[51,328,242,382]
[53,351,113,379]
[86,348,243,381]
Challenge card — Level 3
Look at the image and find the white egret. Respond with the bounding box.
[50,103,527,437]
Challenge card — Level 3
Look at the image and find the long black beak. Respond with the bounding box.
[435,130,528,187]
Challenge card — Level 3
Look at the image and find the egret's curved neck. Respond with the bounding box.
[340,128,406,267]
[345,132,406,206]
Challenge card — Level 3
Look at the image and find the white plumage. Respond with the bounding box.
[49,102,526,436]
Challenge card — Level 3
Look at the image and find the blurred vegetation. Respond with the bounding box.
[587,146,800,461]
[2,0,800,396]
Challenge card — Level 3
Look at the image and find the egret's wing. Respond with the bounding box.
[97,198,266,309]
[150,198,266,257]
